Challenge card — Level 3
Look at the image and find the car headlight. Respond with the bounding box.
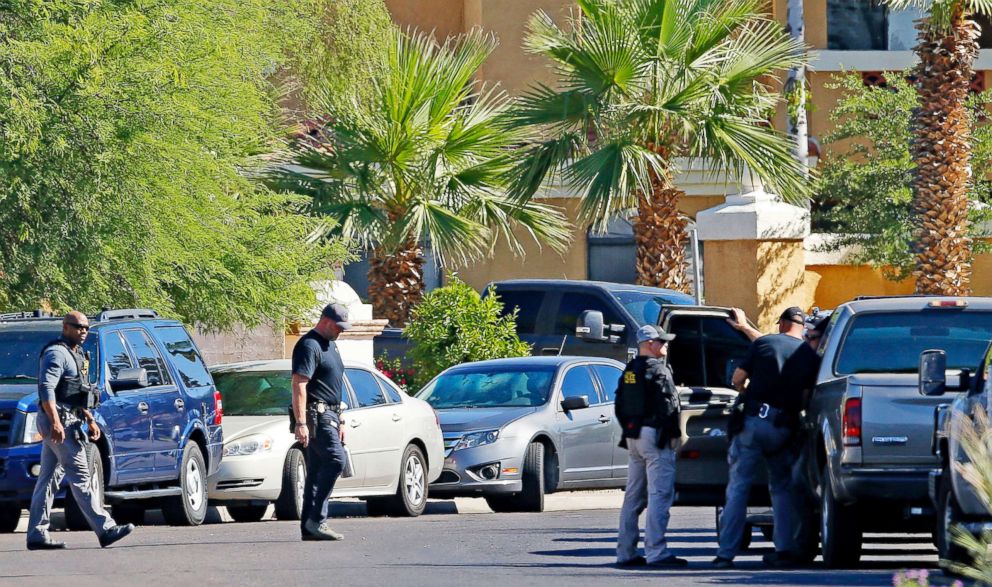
[453,429,500,451]
[22,412,41,444]
[223,434,273,457]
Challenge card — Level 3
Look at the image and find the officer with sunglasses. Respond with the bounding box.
[26,311,133,550]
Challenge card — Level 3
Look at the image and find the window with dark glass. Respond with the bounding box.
[554,293,624,336]
[103,331,134,381]
[346,368,387,408]
[591,364,623,402]
[828,0,887,50]
[493,289,545,335]
[373,372,404,403]
[122,329,172,387]
[155,326,212,388]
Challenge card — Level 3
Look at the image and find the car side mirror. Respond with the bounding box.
[111,368,149,392]
[561,395,590,411]
[919,350,947,396]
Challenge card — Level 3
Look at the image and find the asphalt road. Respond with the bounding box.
[0,497,945,587]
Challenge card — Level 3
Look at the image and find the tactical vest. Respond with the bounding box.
[616,358,654,421]
[41,340,98,410]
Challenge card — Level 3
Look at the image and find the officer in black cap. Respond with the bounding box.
[292,303,351,541]
[615,325,687,568]
[713,306,808,569]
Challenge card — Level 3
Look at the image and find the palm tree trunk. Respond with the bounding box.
[910,10,978,295]
[633,174,690,292]
[367,239,425,326]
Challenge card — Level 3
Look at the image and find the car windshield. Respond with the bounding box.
[419,366,557,409]
[0,329,97,384]
[612,290,695,326]
[835,311,992,374]
[212,370,292,416]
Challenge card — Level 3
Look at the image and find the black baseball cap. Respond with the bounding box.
[779,306,806,325]
[321,303,352,330]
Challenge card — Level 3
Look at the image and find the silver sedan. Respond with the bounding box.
[208,359,444,521]
[417,356,627,512]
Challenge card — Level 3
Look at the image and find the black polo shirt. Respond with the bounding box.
[291,330,344,405]
[739,333,805,412]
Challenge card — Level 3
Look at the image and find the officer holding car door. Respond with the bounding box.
[291,303,351,541]
[614,325,687,568]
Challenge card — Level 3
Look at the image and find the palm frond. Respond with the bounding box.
[566,140,665,227]
[505,132,585,201]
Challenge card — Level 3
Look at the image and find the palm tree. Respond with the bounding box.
[274,28,570,325]
[510,0,811,290]
[886,0,990,295]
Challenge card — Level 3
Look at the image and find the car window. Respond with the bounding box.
[212,370,291,416]
[102,331,134,381]
[121,329,172,387]
[554,292,624,336]
[346,368,387,408]
[155,326,212,389]
[667,314,750,388]
[373,372,404,403]
[418,366,556,408]
[835,311,992,374]
[0,329,59,384]
[493,289,545,335]
[560,365,601,405]
[590,364,622,402]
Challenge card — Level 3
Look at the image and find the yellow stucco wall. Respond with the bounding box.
[703,240,816,331]
[384,0,465,39]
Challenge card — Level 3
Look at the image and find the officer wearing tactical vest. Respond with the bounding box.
[615,325,687,568]
[26,311,134,550]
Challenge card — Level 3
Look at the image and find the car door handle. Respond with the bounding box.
[350,419,362,428]
[598,415,611,424]
[137,402,149,414]
[174,399,185,411]
[392,414,402,422]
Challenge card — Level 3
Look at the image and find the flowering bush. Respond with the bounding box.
[375,353,420,395]
[892,569,961,587]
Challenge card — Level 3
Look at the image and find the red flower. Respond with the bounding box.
[407,369,415,376]
[383,370,392,378]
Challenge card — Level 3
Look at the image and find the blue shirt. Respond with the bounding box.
[291,330,344,405]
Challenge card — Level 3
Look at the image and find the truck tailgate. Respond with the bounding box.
[857,374,956,466]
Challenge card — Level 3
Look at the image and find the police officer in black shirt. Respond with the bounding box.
[292,303,351,541]
[713,307,808,569]
[615,325,687,568]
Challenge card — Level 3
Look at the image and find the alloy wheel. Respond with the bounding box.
[404,455,425,506]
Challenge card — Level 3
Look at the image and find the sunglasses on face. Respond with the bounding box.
[66,322,89,332]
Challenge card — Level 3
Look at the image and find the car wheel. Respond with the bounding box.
[111,504,145,526]
[275,448,306,521]
[66,443,103,531]
[162,443,208,526]
[937,468,972,574]
[820,468,861,568]
[0,505,20,533]
[497,442,546,513]
[227,504,269,523]
[382,444,428,517]
[484,496,516,513]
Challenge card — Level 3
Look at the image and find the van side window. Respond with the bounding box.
[155,326,212,389]
[494,289,544,335]
[554,293,623,336]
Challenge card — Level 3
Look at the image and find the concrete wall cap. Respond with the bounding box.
[696,195,810,241]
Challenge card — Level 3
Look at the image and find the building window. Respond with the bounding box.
[828,0,887,50]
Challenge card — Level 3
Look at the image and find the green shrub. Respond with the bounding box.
[404,275,531,385]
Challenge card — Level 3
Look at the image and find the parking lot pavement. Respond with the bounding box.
[0,497,944,587]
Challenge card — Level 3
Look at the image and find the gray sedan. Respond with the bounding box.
[417,356,626,512]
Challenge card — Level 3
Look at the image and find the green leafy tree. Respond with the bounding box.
[510,0,811,291]
[404,275,531,386]
[273,28,571,326]
[814,72,992,281]
[0,0,355,329]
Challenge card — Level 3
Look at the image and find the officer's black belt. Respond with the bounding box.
[307,400,341,414]
[743,401,785,421]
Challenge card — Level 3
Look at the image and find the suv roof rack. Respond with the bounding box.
[95,309,159,322]
[0,310,58,321]
[852,294,936,301]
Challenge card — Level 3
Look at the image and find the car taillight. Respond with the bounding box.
[842,398,861,446]
[214,390,223,425]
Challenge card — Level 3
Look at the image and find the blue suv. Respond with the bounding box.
[0,309,224,532]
